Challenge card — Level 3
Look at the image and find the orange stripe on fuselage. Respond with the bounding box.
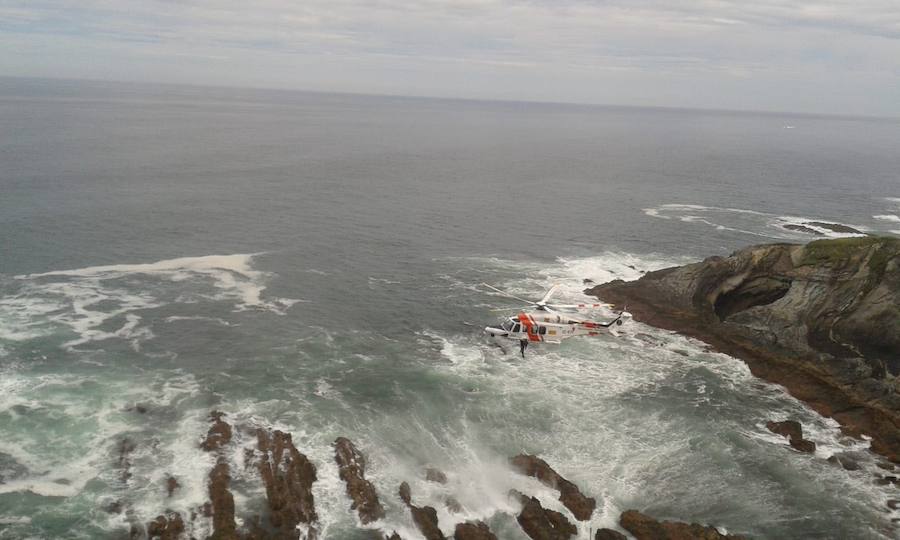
[517,313,542,342]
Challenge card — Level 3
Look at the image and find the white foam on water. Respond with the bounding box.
[642,203,871,240]
[1,253,299,349]
[874,214,900,223]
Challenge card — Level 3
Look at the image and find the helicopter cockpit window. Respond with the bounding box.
[513,323,521,333]
[501,320,513,331]
[538,326,547,335]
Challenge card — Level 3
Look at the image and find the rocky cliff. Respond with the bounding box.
[588,236,900,461]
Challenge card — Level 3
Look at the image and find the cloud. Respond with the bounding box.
[1,1,899,114]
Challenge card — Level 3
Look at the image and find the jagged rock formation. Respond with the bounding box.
[509,454,596,521]
[256,429,318,538]
[619,510,747,540]
[397,482,446,540]
[147,511,185,540]
[765,420,816,453]
[454,521,497,540]
[508,490,577,540]
[594,529,626,540]
[202,411,234,452]
[589,237,900,461]
[334,437,386,524]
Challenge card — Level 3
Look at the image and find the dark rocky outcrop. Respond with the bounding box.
[208,462,238,539]
[334,437,385,524]
[765,420,816,453]
[509,490,577,540]
[165,475,179,497]
[398,481,445,540]
[619,510,747,540]
[147,511,185,540]
[509,454,596,521]
[202,411,234,452]
[594,529,626,540]
[425,468,448,484]
[589,237,900,461]
[454,521,497,540]
[256,429,318,538]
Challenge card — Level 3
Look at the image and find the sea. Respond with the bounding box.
[1,77,899,539]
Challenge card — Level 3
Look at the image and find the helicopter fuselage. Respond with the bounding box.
[483,311,623,343]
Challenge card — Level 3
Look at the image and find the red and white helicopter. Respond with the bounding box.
[482,283,630,357]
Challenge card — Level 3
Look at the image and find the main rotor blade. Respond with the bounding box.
[545,302,613,310]
[538,284,562,305]
[481,283,536,305]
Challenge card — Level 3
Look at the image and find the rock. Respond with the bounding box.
[425,467,448,484]
[209,461,238,540]
[0,452,28,484]
[589,237,900,462]
[398,480,445,540]
[257,428,318,537]
[118,438,136,483]
[333,437,385,524]
[399,481,411,505]
[827,453,861,471]
[509,454,596,521]
[766,420,815,453]
[445,496,463,514]
[805,222,865,235]
[202,411,233,452]
[410,505,445,540]
[888,499,899,510]
[147,512,185,540]
[619,509,747,540]
[875,475,899,486]
[509,490,577,540]
[783,224,824,236]
[102,500,123,514]
[165,475,179,497]
[594,529,627,540]
[766,420,803,441]
[878,461,896,471]
[454,521,497,540]
[583,279,595,284]
[385,533,402,540]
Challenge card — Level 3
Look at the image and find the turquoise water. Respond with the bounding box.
[2,78,900,539]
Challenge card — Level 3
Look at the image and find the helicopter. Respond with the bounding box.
[481,283,630,357]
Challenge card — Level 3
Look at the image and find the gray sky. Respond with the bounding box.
[1,1,899,115]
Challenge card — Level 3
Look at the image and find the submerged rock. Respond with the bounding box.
[333,437,385,524]
[509,454,596,520]
[257,429,318,538]
[509,490,577,540]
[619,510,747,540]
[766,420,816,453]
[454,521,497,540]
[589,237,900,462]
[165,475,179,497]
[425,467,448,484]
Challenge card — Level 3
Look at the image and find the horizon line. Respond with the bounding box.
[3,74,899,124]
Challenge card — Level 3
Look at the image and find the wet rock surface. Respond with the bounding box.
[334,437,386,524]
[589,237,900,462]
[398,481,446,540]
[453,521,497,540]
[425,467,448,484]
[146,511,185,540]
[766,420,816,453]
[256,429,319,538]
[620,510,748,540]
[202,411,234,452]
[594,529,626,540]
[509,454,596,521]
[509,489,577,540]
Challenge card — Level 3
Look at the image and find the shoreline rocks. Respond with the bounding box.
[509,454,596,521]
[333,437,386,524]
[620,509,747,540]
[509,489,577,540]
[588,237,900,462]
[765,420,816,453]
[256,429,319,538]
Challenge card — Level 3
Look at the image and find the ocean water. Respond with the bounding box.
[1,77,900,539]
